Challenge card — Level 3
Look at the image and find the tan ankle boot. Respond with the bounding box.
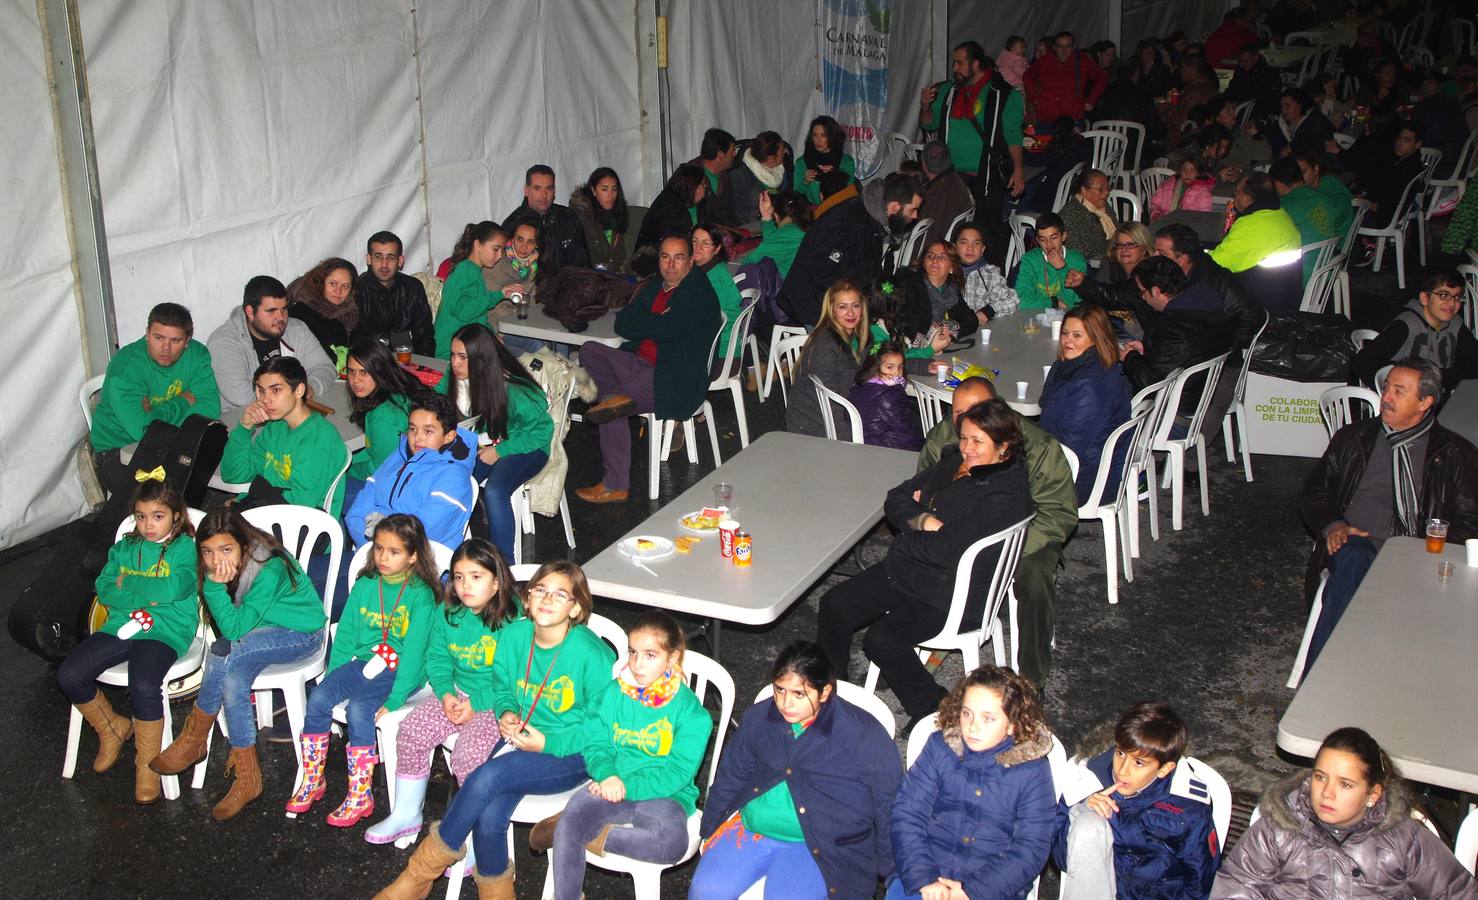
[472,861,514,900]
[133,718,165,804]
[586,823,614,857]
[527,812,560,853]
[151,704,213,775]
[373,822,466,900]
[75,694,133,773]
[212,746,262,821]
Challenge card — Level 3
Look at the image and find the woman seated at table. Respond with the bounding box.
[569,166,630,272]
[786,279,874,441]
[691,223,745,369]
[433,221,510,358]
[793,115,856,206]
[1212,727,1478,898]
[1095,221,1153,286]
[743,190,811,278]
[287,257,360,368]
[1058,168,1120,264]
[729,130,790,224]
[956,224,1020,324]
[815,400,1034,723]
[343,337,423,510]
[575,235,722,504]
[907,240,978,340]
[630,165,707,277]
[689,641,902,900]
[1039,306,1132,503]
[1015,212,1087,309]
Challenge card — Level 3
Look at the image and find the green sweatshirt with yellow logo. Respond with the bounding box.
[424,601,522,712]
[201,553,326,641]
[94,534,200,657]
[89,338,221,452]
[220,413,347,515]
[349,393,413,480]
[328,572,437,712]
[489,617,615,758]
[579,675,713,815]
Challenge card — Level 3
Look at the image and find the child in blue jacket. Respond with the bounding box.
[889,665,1058,900]
[1056,702,1219,900]
[848,342,924,451]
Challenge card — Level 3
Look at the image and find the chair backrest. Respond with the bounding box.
[1082,130,1127,182]
[1232,313,1271,408]
[241,505,345,617]
[1350,328,1379,350]
[1331,132,1357,151]
[933,513,1035,644]
[809,373,864,444]
[1079,403,1152,512]
[681,650,737,802]
[1301,236,1340,272]
[1053,162,1086,213]
[1341,199,1372,258]
[710,302,758,387]
[914,381,952,435]
[772,333,809,402]
[1318,385,1380,438]
[462,473,481,540]
[1432,130,1478,189]
[1060,445,1080,483]
[1284,30,1324,46]
[1461,264,1478,332]
[1006,213,1036,275]
[114,507,208,543]
[345,539,455,594]
[1454,19,1476,60]
[1138,166,1174,208]
[897,218,933,267]
[1456,805,1478,876]
[1107,189,1141,224]
[79,373,106,431]
[753,679,896,738]
[584,613,628,661]
[1234,99,1255,128]
[945,207,975,242]
[1299,256,1344,314]
[1418,147,1444,184]
[1172,756,1233,848]
[1130,368,1183,481]
[323,444,353,515]
[1152,353,1231,450]
[1092,120,1146,176]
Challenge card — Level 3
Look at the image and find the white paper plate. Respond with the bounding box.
[677,510,721,534]
[617,535,676,561]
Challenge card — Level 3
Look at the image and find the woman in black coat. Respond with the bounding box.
[815,400,1035,721]
[630,164,706,276]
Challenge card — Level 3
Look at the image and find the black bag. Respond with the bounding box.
[1248,311,1357,383]
[7,415,227,662]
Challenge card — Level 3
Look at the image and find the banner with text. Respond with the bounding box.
[818,0,894,179]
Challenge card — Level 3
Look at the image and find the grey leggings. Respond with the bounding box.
[551,789,690,900]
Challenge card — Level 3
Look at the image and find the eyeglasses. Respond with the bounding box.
[1114,241,1141,250]
[527,585,574,603]
[369,253,400,264]
[1430,289,1464,303]
[923,252,951,261]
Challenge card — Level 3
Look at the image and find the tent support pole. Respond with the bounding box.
[636,0,668,202]
[37,0,116,375]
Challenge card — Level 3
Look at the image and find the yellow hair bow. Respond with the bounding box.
[134,466,167,483]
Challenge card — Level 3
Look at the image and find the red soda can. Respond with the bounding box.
[733,531,752,567]
[719,520,739,559]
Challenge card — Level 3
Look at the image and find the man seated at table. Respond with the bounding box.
[1119,255,1236,394]
[917,377,1078,687]
[917,141,973,249]
[1351,270,1478,391]
[574,235,722,504]
[1350,120,1426,238]
[208,276,337,409]
[1297,357,1478,676]
[1260,88,1336,160]
[1211,173,1302,276]
[689,128,740,228]
[220,357,347,515]
[501,164,590,279]
[90,302,221,493]
[1223,45,1283,124]
[778,173,922,328]
[354,230,436,356]
[1269,158,1352,285]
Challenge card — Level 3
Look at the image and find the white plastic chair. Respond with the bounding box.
[1093,120,1146,190]
[1138,166,1174,211]
[760,325,808,403]
[896,218,933,268]
[1082,130,1128,188]
[62,509,209,801]
[510,375,578,566]
[1350,328,1379,350]
[1331,133,1357,152]
[639,315,725,500]
[708,300,758,449]
[1427,131,1476,219]
[1318,385,1379,439]
[1060,445,1080,482]
[1108,189,1142,224]
[1152,353,1231,531]
[1287,568,1327,688]
[914,381,952,435]
[1006,213,1036,275]
[1455,805,1478,876]
[1052,162,1086,213]
[1454,19,1476,58]
[192,504,344,792]
[1173,756,1233,848]
[944,207,975,242]
[1460,264,1478,332]
[1301,236,1341,273]
[1126,370,1181,556]
[79,373,106,430]
[863,513,1034,694]
[1220,314,1271,482]
[767,332,809,408]
[323,444,353,515]
[1415,147,1444,264]
[1358,169,1426,288]
[1299,256,1343,315]
[1076,403,1155,605]
[810,373,864,444]
[1332,200,1372,318]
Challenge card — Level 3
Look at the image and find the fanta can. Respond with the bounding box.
[733,531,752,567]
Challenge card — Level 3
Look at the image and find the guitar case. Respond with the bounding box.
[7,414,226,662]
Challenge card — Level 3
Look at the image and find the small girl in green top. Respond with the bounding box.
[533,610,713,900]
[288,513,439,827]
[433,221,509,358]
[57,476,198,806]
[365,538,522,847]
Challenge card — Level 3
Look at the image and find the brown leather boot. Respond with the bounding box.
[472,861,514,900]
[151,705,213,775]
[373,822,466,900]
[528,812,559,853]
[212,745,262,821]
[585,823,614,857]
[75,694,133,773]
[584,394,636,424]
[132,718,165,805]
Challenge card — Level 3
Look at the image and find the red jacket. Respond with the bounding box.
[1205,21,1257,67]
[1024,51,1107,122]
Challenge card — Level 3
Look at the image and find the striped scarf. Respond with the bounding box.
[1384,412,1434,535]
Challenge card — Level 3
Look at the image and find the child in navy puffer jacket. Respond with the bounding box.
[849,342,924,451]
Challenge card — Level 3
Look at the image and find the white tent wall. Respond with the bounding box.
[1121,0,1226,54]
[0,1,94,549]
[948,0,1110,63]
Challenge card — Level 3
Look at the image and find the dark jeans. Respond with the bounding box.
[57,633,179,721]
[1304,535,1380,676]
[962,171,1010,270]
[472,449,550,561]
[438,747,588,876]
[1013,545,1062,687]
[579,343,657,492]
[816,564,949,718]
[552,790,689,900]
[303,657,396,747]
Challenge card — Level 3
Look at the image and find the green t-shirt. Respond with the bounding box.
[94,534,199,657]
[1015,247,1088,309]
[434,259,505,358]
[489,618,617,757]
[328,572,438,712]
[424,601,522,712]
[740,720,808,841]
[743,220,806,278]
[1280,185,1353,283]
[349,393,412,480]
[220,413,347,516]
[579,677,714,815]
[90,338,221,452]
[927,80,1025,174]
[201,554,326,641]
[791,154,857,205]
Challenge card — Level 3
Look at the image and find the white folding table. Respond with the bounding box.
[906,311,1062,417]
[490,301,624,348]
[1441,381,1478,447]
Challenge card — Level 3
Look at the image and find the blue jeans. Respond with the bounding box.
[689,817,828,899]
[1304,535,1380,676]
[473,449,549,561]
[501,334,546,357]
[552,790,689,900]
[438,747,588,876]
[57,633,178,721]
[196,627,323,748]
[303,657,395,747]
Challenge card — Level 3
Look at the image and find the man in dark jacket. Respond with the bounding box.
[501,164,590,278]
[918,141,974,248]
[1356,121,1427,231]
[1119,255,1236,393]
[1297,358,1478,674]
[1224,46,1283,123]
[689,128,739,227]
[354,231,436,356]
[778,173,921,327]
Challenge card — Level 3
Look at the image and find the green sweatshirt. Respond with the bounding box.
[201,553,326,641]
[349,393,412,480]
[489,617,616,758]
[1015,248,1087,310]
[708,264,745,359]
[741,721,808,841]
[425,601,522,712]
[328,572,437,712]
[792,154,857,205]
[90,338,221,452]
[742,219,805,277]
[432,375,552,458]
[1279,185,1353,284]
[870,322,936,359]
[434,259,506,358]
[94,534,199,657]
[220,414,347,515]
[579,676,713,815]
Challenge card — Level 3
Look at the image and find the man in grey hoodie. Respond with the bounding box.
[207,275,338,409]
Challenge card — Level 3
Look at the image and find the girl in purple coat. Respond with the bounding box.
[849,342,925,451]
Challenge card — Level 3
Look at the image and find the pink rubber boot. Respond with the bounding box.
[284,732,330,816]
[326,745,378,827]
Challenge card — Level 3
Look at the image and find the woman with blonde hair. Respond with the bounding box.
[1039,304,1132,503]
[1097,221,1153,285]
[785,278,872,441]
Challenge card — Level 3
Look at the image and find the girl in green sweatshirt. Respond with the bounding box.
[288,514,439,828]
[434,222,509,358]
[57,477,199,805]
[375,560,615,899]
[151,507,326,822]
[345,337,422,481]
[536,611,714,900]
[366,537,523,847]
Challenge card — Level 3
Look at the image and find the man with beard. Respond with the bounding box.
[500,164,590,278]
[777,173,922,328]
[919,41,1026,268]
[353,230,436,356]
[208,275,337,409]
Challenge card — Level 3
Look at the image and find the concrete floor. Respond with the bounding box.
[0,246,1462,898]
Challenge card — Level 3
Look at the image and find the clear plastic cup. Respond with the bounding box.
[1016,381,1028,400]
[1438,560,1455,583]
[712,483,733,508]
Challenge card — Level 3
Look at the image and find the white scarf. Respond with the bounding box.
[742,149,785,190]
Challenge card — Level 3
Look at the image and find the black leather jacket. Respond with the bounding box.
[353,272,435,356]
[501,202,591,278]
[1075,252,1265,349]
